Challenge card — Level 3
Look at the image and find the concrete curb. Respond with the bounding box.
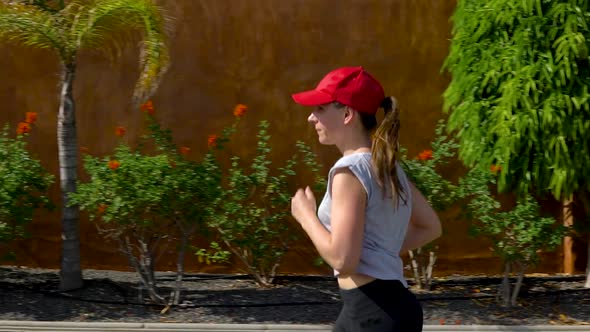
[1,321,590,332]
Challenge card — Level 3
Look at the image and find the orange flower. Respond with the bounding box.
[490,164,502,174]
[25,112,38,124]
[97,204,107,214]
[115,126,126,137]
[108,160,121,170]
[80,146,90,154]
[140,100,155,115]
[417,149,434,161]
[16,122,31,135]
[179,146,191,155]
[207,134,218,148]
[233,104,248,117]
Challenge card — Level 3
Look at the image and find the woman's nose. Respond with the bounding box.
[307,112,317,124]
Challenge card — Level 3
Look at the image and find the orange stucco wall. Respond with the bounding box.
[1,0,584,276]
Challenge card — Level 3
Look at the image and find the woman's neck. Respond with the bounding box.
[338,134,372,156]
[341,146,371,156]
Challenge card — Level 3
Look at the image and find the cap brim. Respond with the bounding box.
[291,89,334,107]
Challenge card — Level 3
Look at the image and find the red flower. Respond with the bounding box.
[179,146,191,156]
[490,164,502,174]
[97,204,107,214]
[16,122,31,135]
[25,112,38,124]
[233,104,248,117]
[170,161,177,168]
[108,160,121,170]
[417,150,434,161]
[140,100,155,115]
[208,135,218,148]
[115,126,126,137]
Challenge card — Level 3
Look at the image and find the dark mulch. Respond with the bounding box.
[0,266,588,326]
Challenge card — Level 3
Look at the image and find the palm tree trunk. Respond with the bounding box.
[58,62,83,291]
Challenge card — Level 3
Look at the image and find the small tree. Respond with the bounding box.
[444,0,590,278]
[207,110,326,287]
[140,105,230,305]
[73,145,173,304]
[0,115,54,260]
[69,103,228,305]
[459,167,565,306]
[400,120,459,290]
[0,0,170,290]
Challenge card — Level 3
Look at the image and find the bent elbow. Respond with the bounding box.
[332,256,359,275]
[337,265,357,276]
[431,217,442,240]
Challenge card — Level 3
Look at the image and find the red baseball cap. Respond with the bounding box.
[291,66,385,115]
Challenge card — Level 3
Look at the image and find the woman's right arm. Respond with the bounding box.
[400,181,442,253]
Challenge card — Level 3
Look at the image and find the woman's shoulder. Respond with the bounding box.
[329,153,374,187]
[332,152,372,169]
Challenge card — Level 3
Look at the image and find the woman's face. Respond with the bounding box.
[307,103,346,145]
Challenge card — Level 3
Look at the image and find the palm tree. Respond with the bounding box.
[0,0,170,290]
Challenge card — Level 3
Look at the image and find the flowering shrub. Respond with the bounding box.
[206,108,326,286]
[398,118,566,302]
[400,120,459,290]
[458,168,565,306]
[402,121,459,211]
[0,113,54,260]
[114,126,126,137]
[233,103,247,117]
[69,101,228,305]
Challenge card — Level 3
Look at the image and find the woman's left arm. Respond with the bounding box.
[291,168,366,275]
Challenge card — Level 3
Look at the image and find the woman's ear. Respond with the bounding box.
[343,106,355,125]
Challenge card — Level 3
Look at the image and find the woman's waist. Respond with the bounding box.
[337,273,407,289]
[337,273,376,290]
[336,261,408,289]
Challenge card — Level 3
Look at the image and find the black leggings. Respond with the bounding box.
[333,279,423,332]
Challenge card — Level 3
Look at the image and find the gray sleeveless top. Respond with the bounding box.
[317,152,412,287]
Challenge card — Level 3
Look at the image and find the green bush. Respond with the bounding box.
[207,117,326,287]
[69,103,228,305]
[459,167,565,306]
[0,118,54,261]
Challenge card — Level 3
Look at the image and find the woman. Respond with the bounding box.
[290,66,442,332]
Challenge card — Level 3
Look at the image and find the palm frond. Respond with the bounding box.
[70,0,171,103]
[0,1,68,59]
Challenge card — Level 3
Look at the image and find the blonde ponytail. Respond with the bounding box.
[371,97,406,207]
